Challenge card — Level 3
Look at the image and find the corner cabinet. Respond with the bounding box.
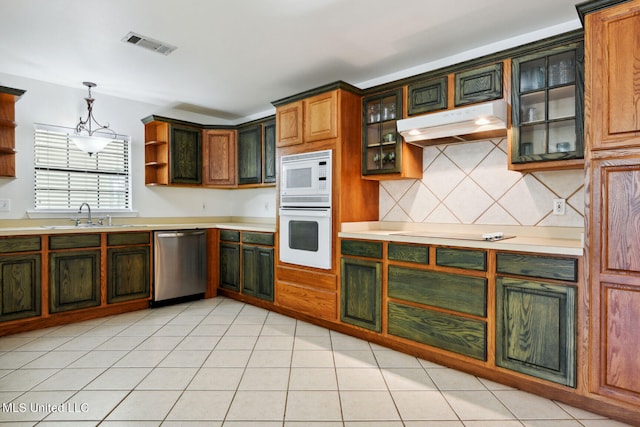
[143,115,275,189]
[203,129,237,187]
[0,86,26,178]
[510,41,584,171]
[219,230,274,302]
[362,89,422,179]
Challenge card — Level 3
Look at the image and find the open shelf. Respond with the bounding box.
[143,120,170,185]
[0,86,26,178]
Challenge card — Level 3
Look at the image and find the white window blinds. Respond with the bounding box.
[34,126,131,211]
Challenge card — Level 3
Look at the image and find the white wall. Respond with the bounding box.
[0,73,277,220]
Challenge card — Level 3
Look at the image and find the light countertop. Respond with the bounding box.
[339,222,584,256]
[0,217,276,236]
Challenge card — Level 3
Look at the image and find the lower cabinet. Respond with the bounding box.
[49,249,101,313]
[340,257,382,331]
[107,246,150,304]
[242,245,274,302]
[219,230,274,302]
[0,236,42,322]
[496,276,576,387]
[0,253,41,322]
[220,242,241,292]
[386,255,488,361]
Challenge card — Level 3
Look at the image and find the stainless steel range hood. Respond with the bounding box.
[397,99,508,145]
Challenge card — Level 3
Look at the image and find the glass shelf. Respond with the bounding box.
[511,41,583,165]
[363,89,402,174]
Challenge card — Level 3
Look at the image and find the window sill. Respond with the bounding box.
[26,209,139,220]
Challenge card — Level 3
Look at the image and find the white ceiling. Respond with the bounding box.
[0,0,582,122]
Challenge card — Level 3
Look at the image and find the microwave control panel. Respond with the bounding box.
[319,161,328,190]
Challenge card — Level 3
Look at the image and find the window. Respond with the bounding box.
[34,125,131,211]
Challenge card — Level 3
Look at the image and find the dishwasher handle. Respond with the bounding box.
[155,230,206,238]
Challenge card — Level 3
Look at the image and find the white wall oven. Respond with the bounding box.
[279,149,333,270]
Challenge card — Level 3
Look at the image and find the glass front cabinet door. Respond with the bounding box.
[362,89,403,175]
[511,41,584,167]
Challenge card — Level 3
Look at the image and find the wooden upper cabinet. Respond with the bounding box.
[304,90,338,142]
[275,90,339,147]
[276,101,303,147]
[586,2,640,150]
[203,129,237,187]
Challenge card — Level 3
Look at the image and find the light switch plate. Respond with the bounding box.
[0,199,10,212]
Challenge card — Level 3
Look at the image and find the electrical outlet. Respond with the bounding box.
[553,198,566,215]
[0,199,10,212]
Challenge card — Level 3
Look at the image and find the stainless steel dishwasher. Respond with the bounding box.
[152,229,207,305]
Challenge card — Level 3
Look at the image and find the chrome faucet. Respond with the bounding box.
[78,202,92,225]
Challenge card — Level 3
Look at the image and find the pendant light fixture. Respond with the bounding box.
[70,82,118,155]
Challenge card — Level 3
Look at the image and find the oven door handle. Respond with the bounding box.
[279,207,331,217]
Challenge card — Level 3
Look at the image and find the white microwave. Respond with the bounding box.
[280,149,332,207]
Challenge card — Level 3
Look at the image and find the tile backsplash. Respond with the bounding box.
[380,138,584,227]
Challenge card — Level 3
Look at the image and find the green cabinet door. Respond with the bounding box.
[220,242,240,292]
[454,62,503,106]
[496,276,576,387]
[407,76,448,115]
[237,125,262,185]
[107,246,150,303]
[263,119,276,183]
[0,254,41,322]
[340,257,382,332]
[170,124,202,184]
[49,250,101,313]
[242,245,274,302]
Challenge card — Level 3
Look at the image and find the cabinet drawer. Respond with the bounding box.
[220,230,240,242]
[496,252,578,282]
[0,236,41,253]
[388,301,486,360]
[388,243,429,264]
[388,266,487,317]
[49,234,100,250]
[341,240,382,259]
[107,232,150,246]
[436,247,487,271]
[242,232,274,246]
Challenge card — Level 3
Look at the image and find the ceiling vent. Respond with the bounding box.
[122,31,177,56]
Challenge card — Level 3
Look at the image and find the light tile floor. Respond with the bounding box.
[0,296,632,426]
